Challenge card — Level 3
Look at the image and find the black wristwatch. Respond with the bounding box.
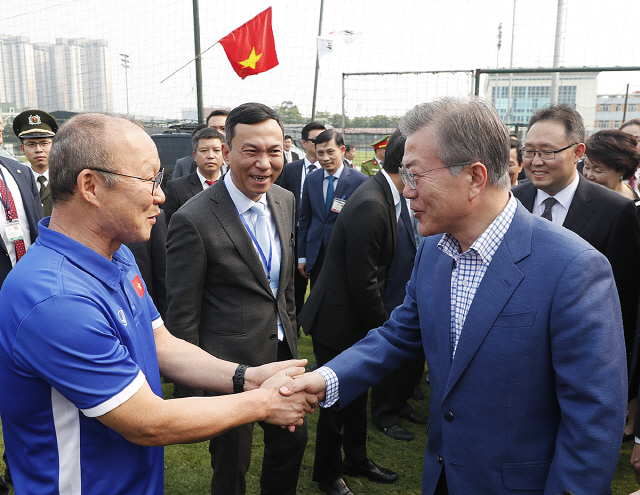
[233,364,251,393]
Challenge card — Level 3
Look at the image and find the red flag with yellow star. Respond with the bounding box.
[219,7,279,79]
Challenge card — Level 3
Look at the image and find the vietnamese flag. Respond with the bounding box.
[131,274,145,298]
[219,7,279,79]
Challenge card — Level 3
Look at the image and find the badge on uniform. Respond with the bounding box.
[5,221,25,242]
[131,274,145,298]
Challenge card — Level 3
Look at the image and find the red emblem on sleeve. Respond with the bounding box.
[131,275,145,298]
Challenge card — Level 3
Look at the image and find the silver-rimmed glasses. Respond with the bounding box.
[400,162,472,189]
[89,168,164,195]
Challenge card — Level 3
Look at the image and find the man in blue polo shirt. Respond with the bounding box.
[0,112,317,495]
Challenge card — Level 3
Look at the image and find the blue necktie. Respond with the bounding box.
[325,175,336,216]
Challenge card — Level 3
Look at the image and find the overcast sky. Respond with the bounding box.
[3,0,640,119]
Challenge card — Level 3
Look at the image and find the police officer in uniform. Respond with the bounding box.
[13,110,58,217]
[360,135,389,177]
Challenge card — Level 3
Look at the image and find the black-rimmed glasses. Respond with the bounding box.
[520,143,578,160]
[89,168,164,195]
[400,162,472,189]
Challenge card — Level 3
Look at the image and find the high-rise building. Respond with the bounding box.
[0,35,112,113]
[0,35,38,110]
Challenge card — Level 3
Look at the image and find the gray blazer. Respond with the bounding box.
[165,179,298,367]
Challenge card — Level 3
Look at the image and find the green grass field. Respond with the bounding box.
[1,332,638,494]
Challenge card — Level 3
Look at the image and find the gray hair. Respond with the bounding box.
[399,96,511,191]
[49,113,143,204]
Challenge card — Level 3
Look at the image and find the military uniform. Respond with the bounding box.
[13,110,58,217]
[361,135,389,178]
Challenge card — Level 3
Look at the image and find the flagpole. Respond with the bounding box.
[311,0,325,120]
[193,0,204,124]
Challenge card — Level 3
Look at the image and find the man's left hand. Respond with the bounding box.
[631,442,640,484]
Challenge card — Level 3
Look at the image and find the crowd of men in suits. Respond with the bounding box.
[2,97,640,495]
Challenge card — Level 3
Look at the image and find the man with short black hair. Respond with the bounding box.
[298,129,367,287]
[283,135,299,164]
[166,103,307,495]
[508,137,525,187]
[343,144,356,169]
[206,108,229,134]
[279,121,326,320]
[513,104,640,381]
[162,127,225,225]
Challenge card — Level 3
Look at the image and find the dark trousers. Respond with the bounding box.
[312,338,367,483]
[294,267,309,325]
[209,340,308,495]
[371,357,425,428]
[309,243,326,289]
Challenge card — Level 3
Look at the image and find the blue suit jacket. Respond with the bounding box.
[297,166,367,271]
[326,202,627,495]
[0,157,44,287]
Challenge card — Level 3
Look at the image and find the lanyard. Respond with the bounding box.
[224,181,273,280]
[0,166,14,222]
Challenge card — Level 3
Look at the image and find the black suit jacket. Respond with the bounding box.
[284,150,299,164]
[165,180,298,367]
[161,170,205,226]
[513,174,640,359]
[279,159,305,223]
[171,155,196,180]
[0,157,44,287]
[299,172,397,352]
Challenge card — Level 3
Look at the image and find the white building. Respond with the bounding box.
[594,92,640,129]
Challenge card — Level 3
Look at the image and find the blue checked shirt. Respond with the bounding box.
[438,193,517,358]
[317,194,518,406]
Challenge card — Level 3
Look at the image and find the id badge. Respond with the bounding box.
[331,198,346,213]
[5,221,25,242]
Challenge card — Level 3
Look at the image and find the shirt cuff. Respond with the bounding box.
[298,258,307,264]
[635,436,640,444]
[316,366,339,407]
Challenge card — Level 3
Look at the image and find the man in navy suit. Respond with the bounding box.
[297,129,367,287]
[284,96,627,495]
[279,122,325,321]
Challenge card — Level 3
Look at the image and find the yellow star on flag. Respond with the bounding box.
[137,282,142,290]
[239,47,263,69]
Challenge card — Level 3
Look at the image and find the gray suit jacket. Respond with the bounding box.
[165,179,298,369]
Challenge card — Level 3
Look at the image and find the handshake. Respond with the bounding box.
[250,359,329,431]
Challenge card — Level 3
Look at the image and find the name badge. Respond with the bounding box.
[5,221,25,242]
[331,198,346,213]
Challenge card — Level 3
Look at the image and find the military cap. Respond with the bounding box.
[13,110,58,140]
[371,135,390,150]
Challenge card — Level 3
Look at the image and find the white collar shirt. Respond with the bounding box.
[533,171,579,226]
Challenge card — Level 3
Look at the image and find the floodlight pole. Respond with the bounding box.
[311,0,325,120]
[193,0,204,124]
[550,0,567,105]
[120,53,130,115]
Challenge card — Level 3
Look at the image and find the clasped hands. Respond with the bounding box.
[251,359,328,432]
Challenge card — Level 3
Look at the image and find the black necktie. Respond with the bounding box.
[541,197,557,221]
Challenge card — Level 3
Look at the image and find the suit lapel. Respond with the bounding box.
[209,182,273,295]
[333,167,350,202]
[442,204,532,398]
[562,174,594,235]
[514,182,536,212]
[189,171,204,197]
[375,173,398,255]
[267,189,292,298]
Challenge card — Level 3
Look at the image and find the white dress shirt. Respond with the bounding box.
[533,172,579,226]
[0,163,33,267]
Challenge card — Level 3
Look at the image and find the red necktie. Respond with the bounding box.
[205,180,216,186]
[0,176,26,261]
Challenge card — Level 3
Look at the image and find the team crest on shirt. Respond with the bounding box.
[28,114,42,125]
[131,274,145,298]
[117,309,127,326]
